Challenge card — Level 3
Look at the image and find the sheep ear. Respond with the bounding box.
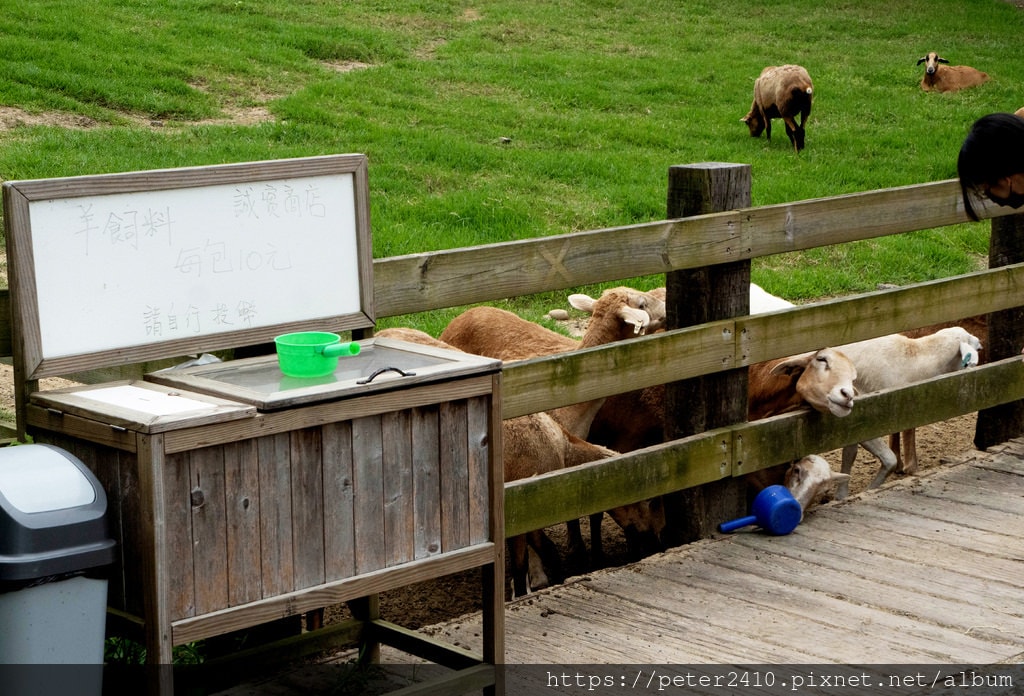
[916,57,927,65]
[617,306,650,335]
[938,57,949,64]
[567,293,597,314]
[768,352,814,376]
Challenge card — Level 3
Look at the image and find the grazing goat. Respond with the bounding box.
[833,326,983,498]
[375,327,628,596]
[742,64,814,152]
[917,52,989,93]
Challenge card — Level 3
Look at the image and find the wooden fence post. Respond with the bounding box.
[663,163,751,544]
[975,213,1024,449]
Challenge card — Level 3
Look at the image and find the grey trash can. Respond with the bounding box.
[0,444,116,664]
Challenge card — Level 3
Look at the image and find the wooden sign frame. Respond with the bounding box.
[3,154,373,382]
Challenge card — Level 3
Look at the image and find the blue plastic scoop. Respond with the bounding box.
[718,484,803,535]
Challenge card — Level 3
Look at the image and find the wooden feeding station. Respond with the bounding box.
[2,155,504,694]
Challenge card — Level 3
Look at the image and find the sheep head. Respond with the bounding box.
[770,347,857,418]
[742,106,766,137]
[917,52,948,75]
[784,454,850,511]
[933,326,983,368]
[569,286,667,340]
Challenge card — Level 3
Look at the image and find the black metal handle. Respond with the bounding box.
[356,366,417,384]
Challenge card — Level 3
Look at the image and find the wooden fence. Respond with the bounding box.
[3,162,1023,543]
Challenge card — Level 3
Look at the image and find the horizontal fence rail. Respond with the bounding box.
[371,179,1016,317]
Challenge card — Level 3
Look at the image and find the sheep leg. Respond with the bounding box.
[508,535,530,597]
[900,428,918,475]
[783,116,804,151]
[889,431,903,469]
[527,529,563,590]
[838,444,858,499]
[860,436,899,488]
[564,517,589,567]
[588,512,605,566]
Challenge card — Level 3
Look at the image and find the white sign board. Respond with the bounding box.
[3,154,373,379]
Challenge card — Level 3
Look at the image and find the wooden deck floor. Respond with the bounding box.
[220,439,1024,694]
[420,439,1024,666]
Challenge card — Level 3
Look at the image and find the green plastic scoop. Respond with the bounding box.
[274,331,361,378]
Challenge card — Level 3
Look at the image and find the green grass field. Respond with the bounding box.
[1,0,1022,333]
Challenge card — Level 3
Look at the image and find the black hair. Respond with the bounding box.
[958,112,1024,221]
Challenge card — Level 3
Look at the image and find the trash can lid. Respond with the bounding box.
[0,446,96,514]
[0,444,114,583]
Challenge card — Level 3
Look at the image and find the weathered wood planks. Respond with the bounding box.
[429,444,1024,665]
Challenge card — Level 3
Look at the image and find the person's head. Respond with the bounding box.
[958,112,1024,221]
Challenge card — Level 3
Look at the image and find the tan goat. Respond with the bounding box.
[917,52,989,93]
[742,64,814,152]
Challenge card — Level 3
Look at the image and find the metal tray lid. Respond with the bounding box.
[28,380,257,433]
[144,337,501,411]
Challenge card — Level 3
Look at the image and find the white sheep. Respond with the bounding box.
[917,52,990,93]
[783,454,850,513]
[833,326,982,498]
[742,64,814,152]
[889,317,988,473]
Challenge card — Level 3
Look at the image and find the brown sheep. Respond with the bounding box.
[374,327,624,596]
[917,52,989,93]
[1014,107,1024,119]
[440,286,666,440]
[380,323,667,589]
[439,289,668,563]
[501,409,622,596]
[742,64,814,152]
